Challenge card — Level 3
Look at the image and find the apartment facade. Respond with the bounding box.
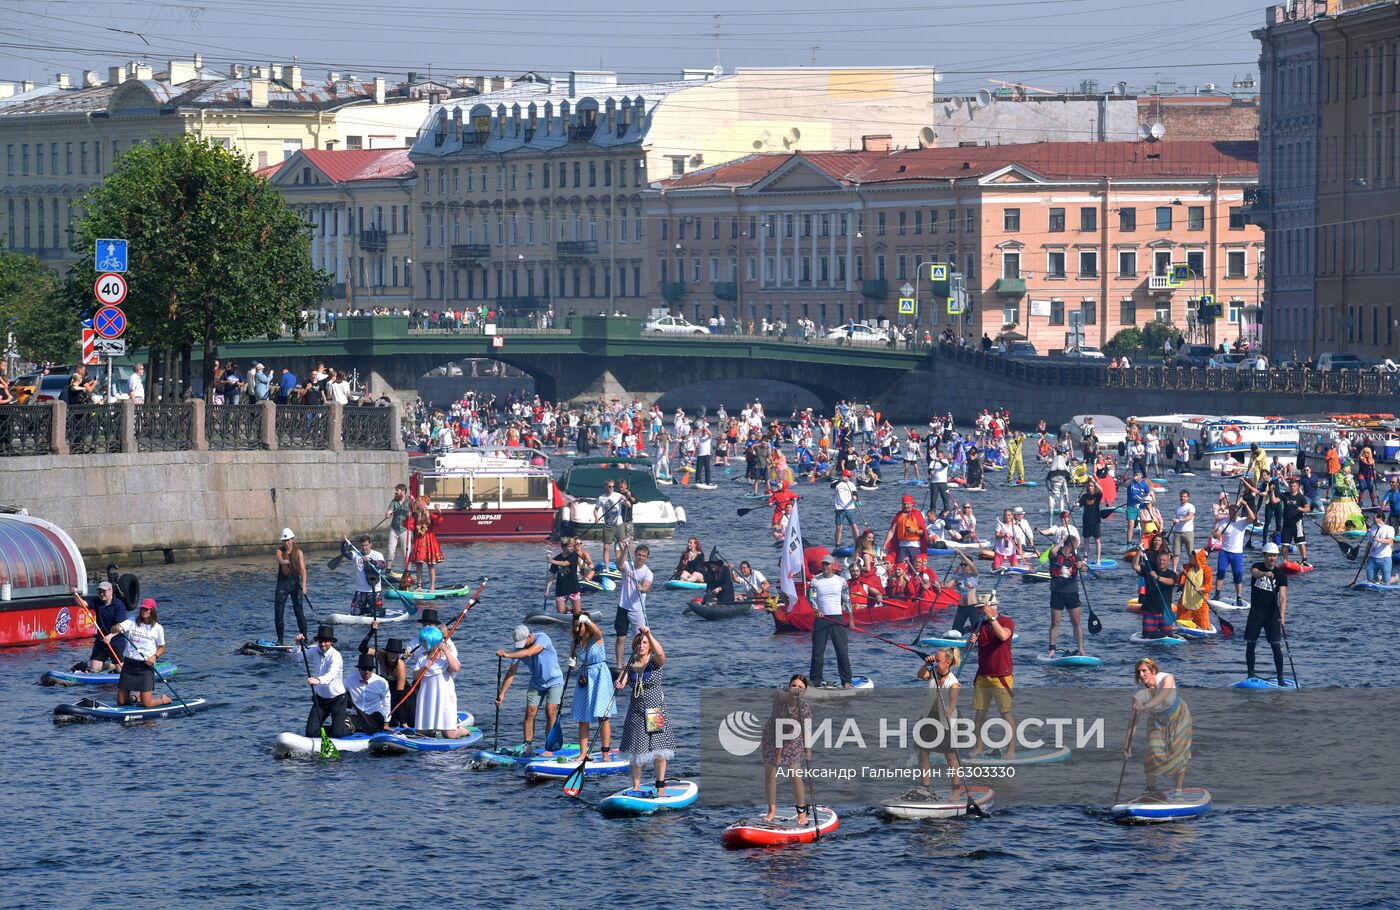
[405,67,938,316]
[654,141,1263,351]
[0,58,444,270]
[260,149,417,308]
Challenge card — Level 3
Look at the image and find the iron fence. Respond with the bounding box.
[342,406,392,450]
[0,405,53,456]
[66,404,125,455]
[275,404,329,450]
[134,403,194,452]
[206,404,264,451]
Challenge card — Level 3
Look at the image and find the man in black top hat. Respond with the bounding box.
[347,652,392,733]
[296,624,351,738]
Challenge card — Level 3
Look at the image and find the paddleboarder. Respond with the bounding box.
[104,599,171,709]
[361,626,414,727]
[1078,478,1105,566]
[495,625,565,756]
[809,555,856,689]
[968,597,1016,760]
[914,648,974,801]
[347,652,391,733]
[341,535,385,618]
[1211,499,1255,606]
[1046,529,1087,657]
[615,539,652,674]
[761,674,812,824]
[615,626,674,794]
[570,615,616,759]
[1245,543,1289,687]
[385,484,411,574]
[294,624,350,738]
[549,537,585,615]
[1361,511,1396,586]
[1280,477,1312,568]
[77,579,128,672]
[274,528,308,645]
[1129,658,1193,801]
[1131,548,1178,640]
[833,469,861,548]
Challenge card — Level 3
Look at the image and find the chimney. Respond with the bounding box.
[135,64,153,80]
[83,70,100,87]
[373,76,386,104]
[109,67,125,85]
[194,53,203,70]
[861,134,893,152]
[288,65,302,89]
[168,59,198,86]
[250,65,264,79]
[56,73,72,89]
[250,78,269,108]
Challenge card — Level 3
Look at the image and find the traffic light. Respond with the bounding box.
[1196,294,1221,321]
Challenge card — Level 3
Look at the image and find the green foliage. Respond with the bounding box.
[1103,327,1142,357]
[1104,320,1179,358]
[66,135,328,365]
[0,245,80,364]
[1140,320,1178,352]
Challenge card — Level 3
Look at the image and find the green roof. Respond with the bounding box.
[559,462,668,502]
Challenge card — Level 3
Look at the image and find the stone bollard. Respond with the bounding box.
[188,399,208,451]
[260,399,278,450]
[327,402,344,452]
[387,400,404,451]
[50,401,68,456]
[121,399,138,453]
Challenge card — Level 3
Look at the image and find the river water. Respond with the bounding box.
[5,459,1397,909]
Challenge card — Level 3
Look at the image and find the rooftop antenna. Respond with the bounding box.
[811,46,819,66]
[714,15,722,70]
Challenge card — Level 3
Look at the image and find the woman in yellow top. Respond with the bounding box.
[1006,432,1026,485]
[1176,548,1213,632]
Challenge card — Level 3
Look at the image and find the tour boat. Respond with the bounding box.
[557,456,685,539]
[0,511,97,648]
[408,447,563,541]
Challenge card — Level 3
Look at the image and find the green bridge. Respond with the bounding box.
[209,316,931,409]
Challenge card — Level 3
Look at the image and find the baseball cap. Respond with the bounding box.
[820,555,836,566]
[1262,542,1280,555]
[1013,506,1025,514]
[512,624,532,647]
[97,580,113,591]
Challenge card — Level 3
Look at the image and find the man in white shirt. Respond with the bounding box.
[734,560,770,598]
[346,651,391,732]
[1169,490,1196,569]
[1010,506,1037,556]
[1365,511,1397,585]
[614,540,652,672]
[342,535,386,616]
[695,423,714,486]
[833,469,861,546]
[809,556,855,688]
[594,480,627,569]
[1212,499,1256,606]
[296,624,350,738]
[927,447,955,514]
[127,364,145,404]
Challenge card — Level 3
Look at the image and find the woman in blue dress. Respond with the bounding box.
[570,615,616,757]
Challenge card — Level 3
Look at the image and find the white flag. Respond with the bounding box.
[779,502,804,602]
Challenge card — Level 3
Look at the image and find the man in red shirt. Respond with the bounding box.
[969,595,1016,760]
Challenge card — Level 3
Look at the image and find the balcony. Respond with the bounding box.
[994,277,1027,298]
[450,243,491,264]
[568,123,598,142]
[713,281,738,302]
[497,295,545,311]
[556,239,598,259]
[661,281,687,301]
[320,282,347,300]
[861,279,888,300]
[359,228,387,251]
[1147,275,1177,293]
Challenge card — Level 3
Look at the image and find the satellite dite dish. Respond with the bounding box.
[1149,122,1166,140]
[975,88,993,107]
[786,127,801,143]
[1115,81,1129,95]
[918,126,936,148]
[1138,123,1151,140]
[712,64,723,77]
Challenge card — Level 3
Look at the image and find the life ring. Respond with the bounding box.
[1220,425,1243,446]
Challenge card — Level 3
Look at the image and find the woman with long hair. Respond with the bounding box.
[761,673,811,823]
[408,495,444,592]
[570,615,616,758]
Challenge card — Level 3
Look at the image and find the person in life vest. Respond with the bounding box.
[769,482,799,541]
[882,495,930,564]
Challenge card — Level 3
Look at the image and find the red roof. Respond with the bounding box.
[663,141,1257,190]
[300,148,414,182]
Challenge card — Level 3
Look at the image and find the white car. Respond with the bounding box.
[826,323,890,344]
[644,315,709,335]
[1207,353,1249,370]
[1066,345,1105,359]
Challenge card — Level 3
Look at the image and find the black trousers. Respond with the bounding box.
[809,615,852,686]
[697,454,712,485]
[352,709,387,734]
[275,575,307,644]
[928,482,955,515]
[306,692,351,738]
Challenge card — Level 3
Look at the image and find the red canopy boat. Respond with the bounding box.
[770,543,956,633]
[0,512,95,648]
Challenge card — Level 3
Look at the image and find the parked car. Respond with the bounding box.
[1317,352,1369,371]
[28,375,72,403]
[1173,344,1216,368]
[1065,345,1105,359]
[1206,353,1250,370]
[1005,340,1039,358]
[1239,355,1270,371]
[644,315,709,335]
[9,373,40,404]
[826,323,890,344]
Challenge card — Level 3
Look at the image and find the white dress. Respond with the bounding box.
[414,638,459,731]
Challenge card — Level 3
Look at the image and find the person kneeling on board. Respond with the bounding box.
[702,556,736,604]
[361,624,414,727]
[495,625,565,757]
[78,579,128,672]
[296,625,351,738]
[104,598,170,708]
[346,652,392,733]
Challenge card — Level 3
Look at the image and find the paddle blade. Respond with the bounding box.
[1087,609,1103,635]
[319,727,341,759]
[544,717,564,753]
[326,554,345,570]
[562,757,589,797]
[1217,616,1235,639]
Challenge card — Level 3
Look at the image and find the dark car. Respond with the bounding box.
[1173,344,1215,368]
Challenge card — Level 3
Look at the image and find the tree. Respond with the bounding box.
[0,244,80,365]
[1103,327,1142,357]
[1104,321,1179,359]
[67,135,329,399]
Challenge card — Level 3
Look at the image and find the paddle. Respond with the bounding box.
[390,579,488,717]
[493,655,503,752]
[1281,623,1301,688]
[1114,708,1140,806]
[1078,566,1103,636]
[327,517,389,569]
[150,661,196,718]
[564,683,618,797]
[544,633,579,753]
[1348,531,1377,589]
[926,655,986,819]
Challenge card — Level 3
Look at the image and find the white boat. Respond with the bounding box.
[558,456,685,539]
[1061,415,1126,447]
[409,447,560,541]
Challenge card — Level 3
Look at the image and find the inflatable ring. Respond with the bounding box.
[1221,425,1243,446]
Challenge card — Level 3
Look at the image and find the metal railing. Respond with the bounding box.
[0,405,53,456]
[206,404,264,451]
[66,404,125,455]
[342,406,393,450]
[275,404,330,449]
[134,403,194,452]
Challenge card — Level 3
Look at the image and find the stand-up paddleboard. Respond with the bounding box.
[273,730,377,758]
[1007,480,1040,488]
[957,746,1071,767]
[1281,561,1313,574]
[240,638,294,655]
[42,662,178,686]
[1086,559,1118,570]
[1035,654,1102,668]
[578,577,616,594]
[832,545,855,558]
[1173,623,1220,639]
[994,565,1030,575]
[664,579,707,591]
[1232,676,1300,690]
[807,676,874,697]
[324,608,412,625]
[466,744,581,768]
[523,609,603,627]
[743,492,769,500]
[1021,570,1051,583]
[1111,788,1211,823]
[1129,632,1187,645]
[524,752,631,780]
[386,584,471,602]
[53,696,213,723]
[1351,581,1400,592]
[694,483,718,490]
[1168,470,1196,477]
[920,632,1020,649]
[1335,529,1368,540]
[599,780,700,815]
[367,712,478,753]
[721,807,839,848]
[879,785,994,819]
[1210,599,1249,611]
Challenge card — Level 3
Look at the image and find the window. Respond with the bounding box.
[670,157,685,177]
[1080,207,1097,232]
[947,209,957,232]
[1049,208,1066,232]
[510,165,518,190]
[929,210,939,233]
[1154,300,1171,323]
[896,254,908,280]
[1003,208,1020,231]
[1002,252,1021,279]
[914,211,922,234]
[1155,207,1172,230]
[588,161,596,187]
[543,165,551,188]
[1119,207,1136,231]
[877,212,886,235]
[1120,298,1137,325]
[1078,251,1098,278]
[604,161,612,186]
[1047,251,1066,278]
[1227,249,1247,278]
[1154,251,1172,276]
[1081,300,1096,326]
[1186,249,1205,278]
[897,211,906,235]
[1228,206,1245,230]
[747,256,757,281]
[1117,250,1137,277]
[1050,299,1065,325]
[965,210,975,232]
[1187,206,1205,231]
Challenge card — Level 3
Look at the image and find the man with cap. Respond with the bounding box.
[1246,542,1289,686]
[1009,506,1036,560]
[1046,528,1087,657]
[1124,469,1152,547]
[340,534,386,617]
[833,468,861,547]
[360,622,414,727]
[74,578,129,672]
[809,555,856,689]
[346,651,392,733]
[926,445,955,515]
[274,527,308,645]
[1038,509,1079,552]
[296,625,351,738]
[882,495,930,564]
[495,624,565,756]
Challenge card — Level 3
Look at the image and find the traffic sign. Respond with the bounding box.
[94,338,127,357]
[899,282,915,298]
[95,239,128,273]
[947,296,965,315]
[93,304,127,339]
[81,327,98,365]
[898,297,917,315]
[94,274,128,307]
[491,335,504,349]
[1169,264,1192,286]
[930,263,949,282]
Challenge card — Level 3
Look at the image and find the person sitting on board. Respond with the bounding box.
[702,556,736,604]
[760,674,811,824]
[346,651,391,733]
[1130,547,1178,640]
[946,502,978,543]
[341,535,386,617]
[495,625,565,757]
[968,596,1016,760]
[733,561,770,601]
[915,647,974,802]
[1176,549,1214,634]
[103,598,170,708]
[295,624,351,738]
[77,579,128,672]
[361,626,414,727]
[1129,658,1193,801]
[673,537,706,585]
[882,495,930,565]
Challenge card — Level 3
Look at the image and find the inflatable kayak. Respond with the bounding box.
[324,608,412,625]
[1112,787,1211,823]
[687,598,757,620]
[367,712,478,753]
[273,730,377,758]
[524,752,631,780]
[53,696,213,723]
[386,584,473,602]
[240,639,294,655]
[1232,676,1300,690]
[523,609,603,627]
[1351,581,1400,592]
[1035,654,1102,669]
[599,779,700,815]
[42,662,178,686]
[722,807,839,848]
[879,785,994,819]
[664,579,707,591]
[1129,632,1187,645]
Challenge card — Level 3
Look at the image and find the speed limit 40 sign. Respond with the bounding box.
[94,272,128,306]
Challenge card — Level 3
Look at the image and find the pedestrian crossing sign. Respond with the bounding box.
[947,296,965,315]
[930,263,949,282]
[1169,264,1192,286]
[898,297,916,315]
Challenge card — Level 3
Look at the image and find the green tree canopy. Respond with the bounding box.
[0,244,76,365]
[66,134,328,395]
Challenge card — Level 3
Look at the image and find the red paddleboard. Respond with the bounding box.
[722,807,838,848]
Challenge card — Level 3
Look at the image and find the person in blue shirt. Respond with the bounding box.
[75,580,129,672]
[1125,470,1152,547]
[495,624,565,756]
[1299,465,1325,515]
[251,363,272,401]
[276,367,298,404]
[1384,476,1400,535]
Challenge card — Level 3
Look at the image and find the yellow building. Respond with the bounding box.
[406,67,938,317]
[0,58,445,270]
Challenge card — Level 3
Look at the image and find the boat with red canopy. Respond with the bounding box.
[770,545,956,633]
[0,511,94,648]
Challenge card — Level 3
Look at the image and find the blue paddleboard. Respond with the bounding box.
[599,779,699,815]
[1035,654,1102,668]
[1232,676,1300,690]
